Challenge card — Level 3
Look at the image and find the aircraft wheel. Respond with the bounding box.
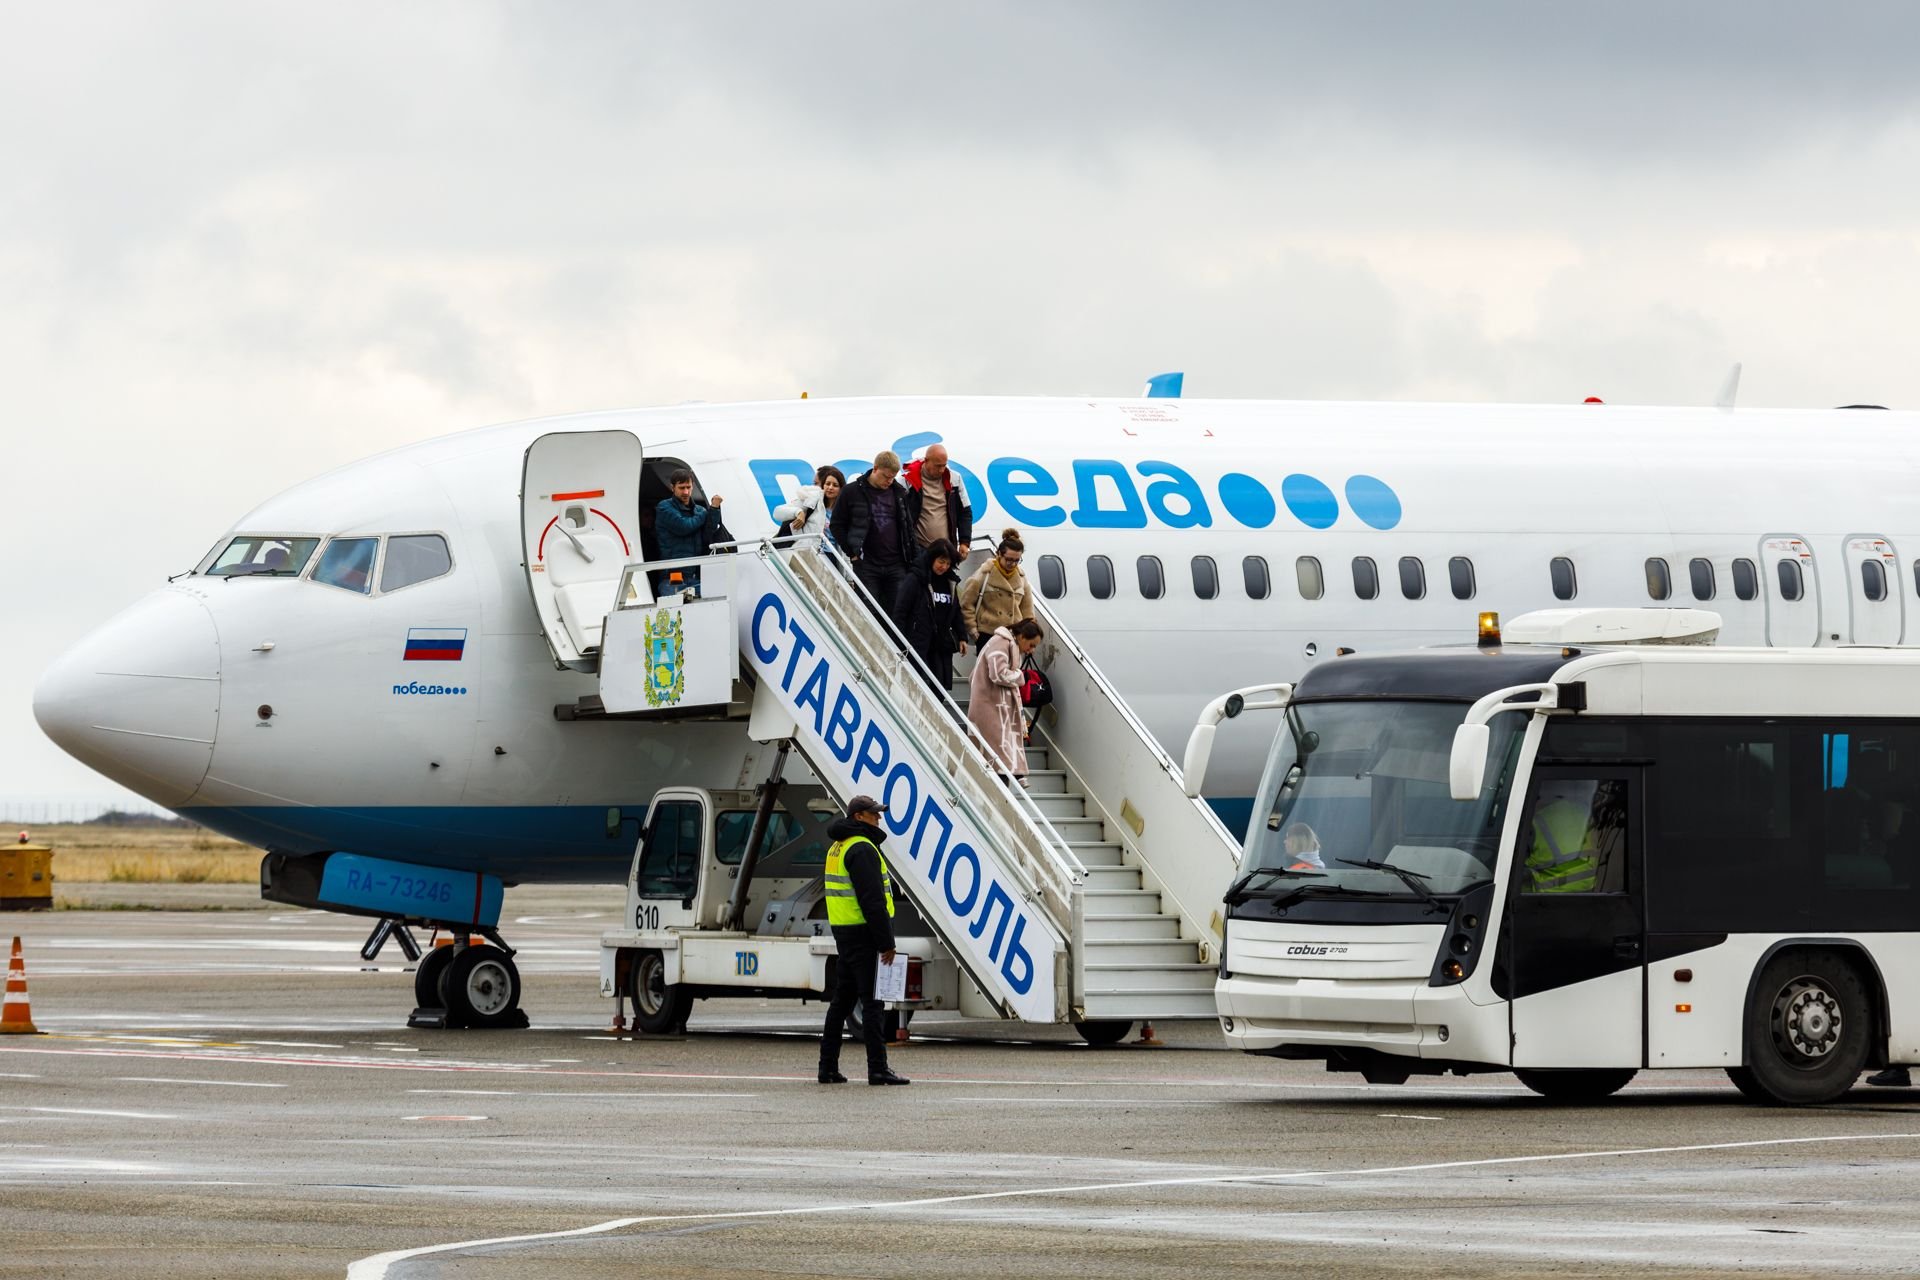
[413,945,456,1009]
[631,950,692,1034]
[1073,1020,1132,1046]
[440,945,523,1029]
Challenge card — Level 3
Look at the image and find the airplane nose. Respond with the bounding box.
[33,588,222,808]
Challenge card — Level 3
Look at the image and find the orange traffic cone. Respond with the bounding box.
[1,937,41,1035]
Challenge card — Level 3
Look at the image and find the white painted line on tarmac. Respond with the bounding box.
[346,1131,1920,1280]
[400,1115,488,1122]
[118,1077,287,1089]
[8,1107,177,1120]
[1376,1113,1443,1121]
[947,1097,1214,1106]
[239,1040,337,1049]
[0,1073,39,1079]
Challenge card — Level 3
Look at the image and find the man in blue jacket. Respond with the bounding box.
[653,470,724,595]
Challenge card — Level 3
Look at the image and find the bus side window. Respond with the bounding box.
[1521,777,1629,894]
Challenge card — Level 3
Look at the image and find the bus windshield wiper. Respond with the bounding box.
[1224,866,1322,905]
[1334,858,1443,909]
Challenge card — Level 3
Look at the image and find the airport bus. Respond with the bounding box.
[1199,608,1920,1105]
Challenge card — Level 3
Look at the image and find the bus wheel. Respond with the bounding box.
[1515,1068,1637,1102]
[1073,1020,1133,1046]
[630,950,692,1034]
[1728,951,1873,1106]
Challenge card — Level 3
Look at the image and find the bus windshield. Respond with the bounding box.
[1241,700,1525,899]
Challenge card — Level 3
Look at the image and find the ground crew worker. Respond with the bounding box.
[1526,786,1601,892]
[818,795,910,1086]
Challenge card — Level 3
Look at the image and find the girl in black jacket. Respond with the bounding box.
[891,539,969,693]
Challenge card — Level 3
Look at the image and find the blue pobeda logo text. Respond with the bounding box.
[749,430,1402,532]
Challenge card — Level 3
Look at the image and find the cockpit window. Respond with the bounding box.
[313,537,378,594]
[381,535,453,592]
[205,536,320,578]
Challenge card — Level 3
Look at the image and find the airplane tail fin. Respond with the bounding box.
[1142,371,1183,399]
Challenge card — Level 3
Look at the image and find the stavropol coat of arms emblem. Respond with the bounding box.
[644,609,686,707]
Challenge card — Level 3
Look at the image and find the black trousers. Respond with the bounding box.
[854,559,908,621]
[820,924,890,1076]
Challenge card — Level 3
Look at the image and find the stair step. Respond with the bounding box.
[1046,817,1107,842]
[1082,913,1182,940]
[1066,844,1127,868]
[1024,748,1052,771]
[1031,794,1085,820]
[1084,963,1218,993]
[1079,990,1219,1020]
[1082,889,1163,916]
[1022,769,1070,796]
[1082,866,1143,892]
[1082,938,1200,965]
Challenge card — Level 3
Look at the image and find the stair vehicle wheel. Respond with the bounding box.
[413,945,456,1009]
[1726,950,1873,1105]
[844,1000,899,1042]
[1073,1020,1132,1046]
[630,949,692,1034]
[1515,1068,1637,1102]
[439,945,522,1029]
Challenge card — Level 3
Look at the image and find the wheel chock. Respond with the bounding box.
[407,1006,449,1030]
[1132,1020,1166,1047]
[1,937,40,1035]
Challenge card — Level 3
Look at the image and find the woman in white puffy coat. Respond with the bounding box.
[774,466,845,538]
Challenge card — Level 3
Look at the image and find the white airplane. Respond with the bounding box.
[32,395,1916,1014]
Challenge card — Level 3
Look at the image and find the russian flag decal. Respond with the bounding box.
[404,627,468,661]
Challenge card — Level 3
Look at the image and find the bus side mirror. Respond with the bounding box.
[1182,724,1215,798]
[1449,723,1490,800]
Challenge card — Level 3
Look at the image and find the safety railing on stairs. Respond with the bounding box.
[769,542,1087,941]
[1026,594,1243,963]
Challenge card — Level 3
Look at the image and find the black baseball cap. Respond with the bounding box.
[846,795,887,817]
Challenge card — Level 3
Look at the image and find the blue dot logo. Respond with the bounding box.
[1280,474,1339,530]
[1216,473,1276,528]
[1344,475,1401,530]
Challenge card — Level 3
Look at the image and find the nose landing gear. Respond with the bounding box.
[360,917,529,1030]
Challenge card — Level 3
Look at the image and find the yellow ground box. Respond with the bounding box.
[0,844,53,910]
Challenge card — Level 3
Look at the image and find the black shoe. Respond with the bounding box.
[818,1069,848,1084]
[868,1069,911,1086]
[1867,1066,1911,1088]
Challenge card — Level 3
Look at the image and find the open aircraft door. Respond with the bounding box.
[521,429,644,670]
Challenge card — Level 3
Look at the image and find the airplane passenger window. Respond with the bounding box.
[1398,556,1425,600]
[1448,556,1475,600]
[1352,556,1379,601]
[1913,559,1920,598]
[1776,558,1804,602]
[204,535,321,578]
[1645,557,1672,601]
[1296,556,1324,601]
[381,535,453,593]
[1862,558,1888,603]
[1732,558,1759,601]
[313,537,378,595]
[1136,556,1165,600]
[1243,556,1270,600]
[1088,555,1115,600]
[1550,556,1577,601]
[1038,554,1066,599]
[1191,556,1218,600]
[1690,558,1716,601]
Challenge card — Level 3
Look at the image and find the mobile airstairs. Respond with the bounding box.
[557,533,1242,1040]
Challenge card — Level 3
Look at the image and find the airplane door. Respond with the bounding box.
[1759,534,1821,648]
[1843,535,1903,646]
[521,430,644,670]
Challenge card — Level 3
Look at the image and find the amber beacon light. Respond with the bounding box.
[1477,612,1502,648]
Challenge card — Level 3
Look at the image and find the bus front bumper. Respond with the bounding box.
[1214,972,1504,1064]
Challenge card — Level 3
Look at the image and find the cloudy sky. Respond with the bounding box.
[5,2,1920,806]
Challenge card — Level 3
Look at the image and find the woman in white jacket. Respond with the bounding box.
[773,466,845,538]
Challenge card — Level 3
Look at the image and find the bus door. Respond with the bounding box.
[1507,766,1644,1069]
[1759,534,1821,647]
[1842,535,1903,646]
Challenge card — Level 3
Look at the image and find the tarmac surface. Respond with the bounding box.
[4,887,1920,1278]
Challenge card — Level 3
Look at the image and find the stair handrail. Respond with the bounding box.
[761,541,1086,935]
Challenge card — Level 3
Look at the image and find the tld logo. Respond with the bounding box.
[750,431,1402,533]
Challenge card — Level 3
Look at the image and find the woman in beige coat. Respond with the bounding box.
[959,529,1036,646]
[969,618,1044,785]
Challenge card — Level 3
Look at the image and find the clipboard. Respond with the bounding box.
[874,954,910,1003]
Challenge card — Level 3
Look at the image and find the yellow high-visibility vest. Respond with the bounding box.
[824,836,895,926]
